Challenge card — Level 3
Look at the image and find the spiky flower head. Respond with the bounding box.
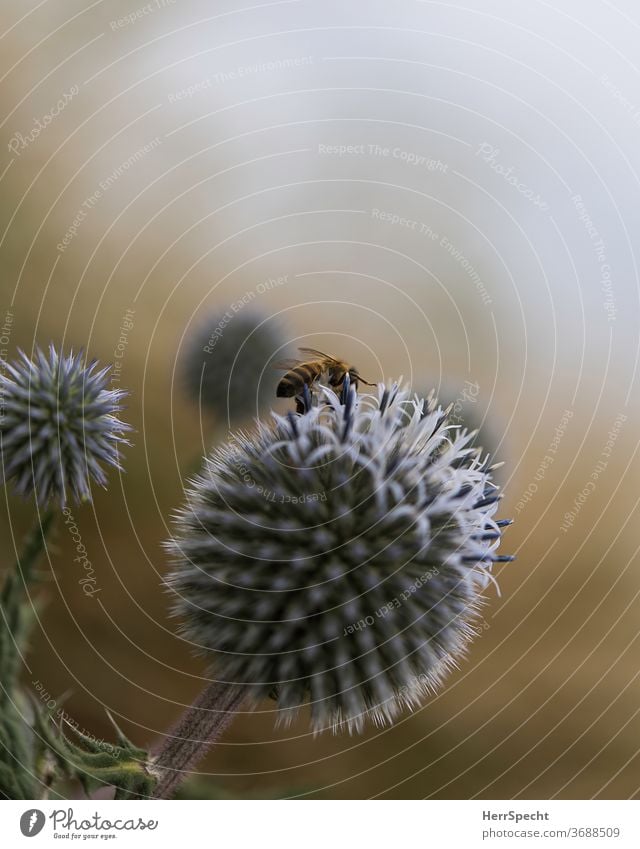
[181,309,285,423]
[166,381,513,733]
[0,346,130,506]
[413,379,502,477]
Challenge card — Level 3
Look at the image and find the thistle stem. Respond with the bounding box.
[16,508,56,585]
[150,681,247,799]
[1,508,55,694]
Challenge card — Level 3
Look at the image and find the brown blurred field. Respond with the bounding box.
[2,0,640,799]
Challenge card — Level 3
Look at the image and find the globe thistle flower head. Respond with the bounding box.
[181,309,286,423]
[0,345,131,506]
[166,381,513,733]
[412,379,501,464]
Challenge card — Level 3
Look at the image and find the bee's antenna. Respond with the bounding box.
[350,368,376,388]
[357,375,377,387]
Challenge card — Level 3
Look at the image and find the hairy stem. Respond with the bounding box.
[15,508,55,584]
[1,508,56,696]
[0,508,56,800]
[149,681,247,799]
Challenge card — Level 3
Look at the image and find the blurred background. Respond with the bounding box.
[1,0,640,799]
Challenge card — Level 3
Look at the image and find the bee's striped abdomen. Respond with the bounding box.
[276,362,322,397]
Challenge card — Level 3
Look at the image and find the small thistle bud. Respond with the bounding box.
[181,310,285,422]
[166,383,513,733]
[0,346,130,506]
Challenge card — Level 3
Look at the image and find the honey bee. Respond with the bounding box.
[276,348,375,398]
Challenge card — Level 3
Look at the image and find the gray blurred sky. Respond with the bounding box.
[3,0,639,542]
[3,0,638,415]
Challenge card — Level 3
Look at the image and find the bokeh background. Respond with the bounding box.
[1,0,640,799]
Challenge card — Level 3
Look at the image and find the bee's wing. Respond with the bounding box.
[297,347,338,363]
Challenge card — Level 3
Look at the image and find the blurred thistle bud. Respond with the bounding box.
[166,381,513,733]
[181,309,285,423]
[0,345,130,506]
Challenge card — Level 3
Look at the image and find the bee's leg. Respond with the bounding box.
[329,368,346,388]
[295,397,305,414]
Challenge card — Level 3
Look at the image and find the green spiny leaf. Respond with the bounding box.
[39,709,156,798]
